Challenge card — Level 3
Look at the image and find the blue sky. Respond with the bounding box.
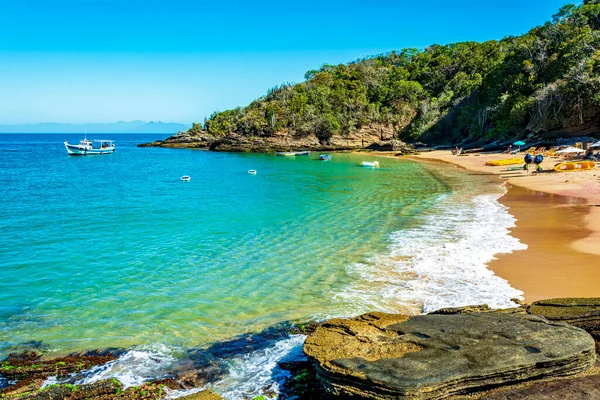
[0,0,571,125]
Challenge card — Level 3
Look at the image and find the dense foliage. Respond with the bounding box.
[194,1,600,144]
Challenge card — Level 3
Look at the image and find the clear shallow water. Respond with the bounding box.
[0,134,526,398]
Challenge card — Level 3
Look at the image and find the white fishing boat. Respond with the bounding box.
[64,137,115,155]
[360,161,380,168]
[248,170,257,175]
[181,176,191,182]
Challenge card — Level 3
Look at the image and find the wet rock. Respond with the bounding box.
[481,373,600,399]
[3,379,121,399]
[304,312,596,399]
[0,351,117,381]
[277,360,323,400]
[528,298,600,343]
[0,377,44,397]
[178,390,224,399]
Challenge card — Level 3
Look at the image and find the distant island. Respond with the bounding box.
[0,120,190,134]
[144,1,600,152]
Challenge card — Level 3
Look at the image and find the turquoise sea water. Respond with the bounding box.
[0,134,526,398]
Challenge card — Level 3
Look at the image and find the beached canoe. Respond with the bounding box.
[553,161,596,172]
[485,158,523,166]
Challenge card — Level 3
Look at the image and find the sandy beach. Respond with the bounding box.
[412,150,600,302]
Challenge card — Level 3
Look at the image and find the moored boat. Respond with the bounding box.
[319,154,332,161]
[295,151,311,156]
[248,170,257,175]
[553,161,596,172]
[276,152,295,157]
[64,138,115,155]
[360,161,380,168]
[181,175,191,181]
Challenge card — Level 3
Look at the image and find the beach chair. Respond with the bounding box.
[535,147,546,154]
[526,147,537,154]
[543,148,557,157]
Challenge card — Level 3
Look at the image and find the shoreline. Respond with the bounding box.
[409,150,600,303]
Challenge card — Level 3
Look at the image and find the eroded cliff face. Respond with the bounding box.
[138,124,415,153]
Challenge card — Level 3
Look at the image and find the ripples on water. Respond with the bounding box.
[0,134,527,398]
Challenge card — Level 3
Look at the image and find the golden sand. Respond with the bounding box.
[411,151,600,302]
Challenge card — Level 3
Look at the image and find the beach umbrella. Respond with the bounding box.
[556,146,585,154]
[590,141,600,148]
[513,140,526,151]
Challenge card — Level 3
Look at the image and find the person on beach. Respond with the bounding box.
[504,145,513,154]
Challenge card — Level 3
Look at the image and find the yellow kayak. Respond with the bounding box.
[485,158,523,166]
[553,161,596,172]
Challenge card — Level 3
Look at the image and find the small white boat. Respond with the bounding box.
[276,152,296,157]
[360,161,380,168]
[64,138,115,155]
[295,151,311,156]
[181,176,191,182]
[248,170,257,175]
[320,154,332,161]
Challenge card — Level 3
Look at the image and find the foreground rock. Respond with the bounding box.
[0,351,117,381]
[304,312,596,399]
[481,373,600,399]
[178,390,224,399]
[529,298,600,344]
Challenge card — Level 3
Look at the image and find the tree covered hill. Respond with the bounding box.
[191,1,600,147]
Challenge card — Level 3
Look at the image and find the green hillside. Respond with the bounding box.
[193,1,600,145]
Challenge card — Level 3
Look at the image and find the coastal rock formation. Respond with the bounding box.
[481,374,600,399]
[178,390,224,400]
[137,131,215,148]
[0,351,117,381]
[139,123,416,153]
[528,298,600,344]
[304,312,596,399]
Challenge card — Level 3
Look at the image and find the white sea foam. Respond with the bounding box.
[332,192,527,315]
[168,335,306,400]
[75,344,177,389]
[47,190,527,400]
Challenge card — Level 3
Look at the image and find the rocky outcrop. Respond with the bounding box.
[481,373,600,399]
[0,351,117,381]
[178,390,224,400]
[137,131,215,148]
[528,298,600,345]
[139,124,416,153]
[304,312,596,400]
[366,139,416,153]
[430,303,527,315]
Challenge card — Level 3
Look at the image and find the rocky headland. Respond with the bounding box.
[4,298,600,399]
[138,124,416,154]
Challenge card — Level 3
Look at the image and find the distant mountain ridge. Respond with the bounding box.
[0,121,190,134]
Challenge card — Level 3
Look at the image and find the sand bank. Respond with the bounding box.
[412,150,600,302]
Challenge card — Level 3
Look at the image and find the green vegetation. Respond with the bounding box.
[195,1,600,144]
